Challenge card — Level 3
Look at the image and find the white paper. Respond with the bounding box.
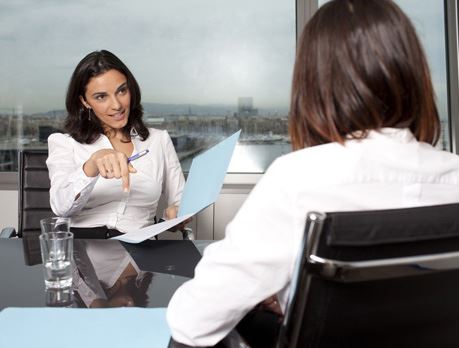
[111,214,192,244]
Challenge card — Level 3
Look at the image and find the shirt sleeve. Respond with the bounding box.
[161,130,185,208]
[166,157,298,346]
[47,133,99,217]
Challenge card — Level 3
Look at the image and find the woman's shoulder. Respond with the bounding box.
[264,142,349,185]
[47,132,73,146]
[274,142,344,166]
[48,132,70,140]
[48,132,101,149]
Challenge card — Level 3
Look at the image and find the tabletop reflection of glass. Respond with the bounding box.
[0,236,207,310]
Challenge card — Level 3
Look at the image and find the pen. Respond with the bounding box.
[127,149,149,163]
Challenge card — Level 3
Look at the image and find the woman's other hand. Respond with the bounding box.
[165,205,178,220]
[83,149,137,192]
[165,205,192,231]
[259,295,283,317]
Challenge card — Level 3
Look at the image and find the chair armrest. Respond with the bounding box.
[181,227,195,240]
[0,227,17,238]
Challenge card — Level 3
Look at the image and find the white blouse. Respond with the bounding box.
[47,128,184,233]
[167,128,459,346]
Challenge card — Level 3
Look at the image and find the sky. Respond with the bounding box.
[0,0,449,118]
[0,0,295,114]
[396,0,449,122]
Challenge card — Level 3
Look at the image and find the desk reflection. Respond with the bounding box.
[74,240,154,308]
[0,237,201,310]
[45,287,74,307]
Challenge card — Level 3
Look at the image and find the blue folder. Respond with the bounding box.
[0,307,170,348]
[178,130,241,217]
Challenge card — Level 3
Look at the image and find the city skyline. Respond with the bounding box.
[0,1,450,128]
[0,99,290,118]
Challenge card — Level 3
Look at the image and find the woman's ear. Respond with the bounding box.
[79,95,90,109]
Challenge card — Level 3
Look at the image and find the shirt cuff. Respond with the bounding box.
[70,165,99,205]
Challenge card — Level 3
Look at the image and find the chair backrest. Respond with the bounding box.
[18,149,54,237]
[277,203,459,348]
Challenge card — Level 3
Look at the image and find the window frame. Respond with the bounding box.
[446,0,459,154]
[0,0,303,190]
[0,0,457,189]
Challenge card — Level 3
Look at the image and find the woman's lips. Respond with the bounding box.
[111,110,125,121]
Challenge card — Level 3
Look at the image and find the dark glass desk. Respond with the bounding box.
[0,237,204,309]
[0,237,245,348]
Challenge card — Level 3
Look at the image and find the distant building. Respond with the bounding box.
[146,117,165,126]
[237,97,258,117]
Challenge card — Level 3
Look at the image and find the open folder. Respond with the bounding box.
[113,130,241,244]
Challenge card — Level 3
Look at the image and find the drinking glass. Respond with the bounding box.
[39,217,73,289]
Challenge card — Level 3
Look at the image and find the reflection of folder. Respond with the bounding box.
[122,240,202,278]
[114,130,241,244]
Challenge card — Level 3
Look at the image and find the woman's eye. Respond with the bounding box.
[95,95,106,101]
[118,87,128,95]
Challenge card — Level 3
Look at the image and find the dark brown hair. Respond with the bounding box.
[290,0,440,150]
[65,50,149,144]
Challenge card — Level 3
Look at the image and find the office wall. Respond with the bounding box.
[0,190,18,230]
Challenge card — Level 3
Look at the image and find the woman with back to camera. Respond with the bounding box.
[167,0,459,346]
[47,50,184,238]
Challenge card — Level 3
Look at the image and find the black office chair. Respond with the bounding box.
[0,149,53,238]
[276,203,459,348]
[0,149,194,240]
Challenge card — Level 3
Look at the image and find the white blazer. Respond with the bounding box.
[47,128,184,233]
[167,128,459,346]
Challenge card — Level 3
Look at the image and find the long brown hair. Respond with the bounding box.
[65,50,149,144]
[290,0,440,150]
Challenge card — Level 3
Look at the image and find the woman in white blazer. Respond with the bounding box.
[47,50,185,237]
[167,0,459,347]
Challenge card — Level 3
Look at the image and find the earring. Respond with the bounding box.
[88,108,92,121]
[130,127,139,138]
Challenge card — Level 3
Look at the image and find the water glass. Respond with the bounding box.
[39,230,74,289]
[40,217,71,234]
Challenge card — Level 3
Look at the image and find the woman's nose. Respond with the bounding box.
[110,95,122,110]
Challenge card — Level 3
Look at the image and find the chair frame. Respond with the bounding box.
[277,205,459,348]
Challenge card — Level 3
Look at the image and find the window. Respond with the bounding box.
[396,0,450,150]
[0,1,296,175]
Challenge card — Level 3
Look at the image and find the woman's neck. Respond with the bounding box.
[104,127,129,142]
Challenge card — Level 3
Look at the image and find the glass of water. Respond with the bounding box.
[39,218,73,289]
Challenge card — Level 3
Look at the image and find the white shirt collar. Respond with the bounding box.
[349,128,416,144]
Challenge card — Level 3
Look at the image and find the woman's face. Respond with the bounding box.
[80,69,131,132]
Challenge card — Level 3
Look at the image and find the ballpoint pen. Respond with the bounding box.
[127,149,149,163]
